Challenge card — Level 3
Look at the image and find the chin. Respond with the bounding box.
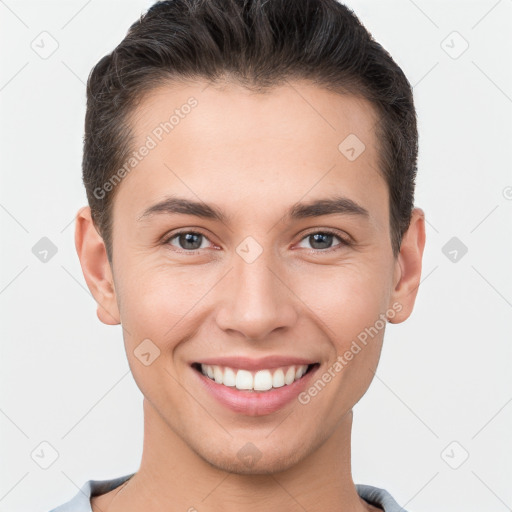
[196,438,310,475]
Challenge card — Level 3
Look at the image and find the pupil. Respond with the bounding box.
[180,233,202,250]
[310,233,332,250]
[177,233,333,251]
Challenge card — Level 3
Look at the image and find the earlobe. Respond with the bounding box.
[388,207,426,324]
[74,206,121,325]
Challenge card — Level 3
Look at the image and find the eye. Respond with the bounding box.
[163,228,351,254]
[164,230,213,252]
[296,230,351,252]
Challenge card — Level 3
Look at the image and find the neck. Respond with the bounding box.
[97,399,372,512]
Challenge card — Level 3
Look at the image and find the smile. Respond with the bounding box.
[191,361,320,416]
[195,363,314,391]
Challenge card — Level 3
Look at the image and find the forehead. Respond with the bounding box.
[115,79,387,230]
[131,79,380,152]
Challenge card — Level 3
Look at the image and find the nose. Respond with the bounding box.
[215,245,298,341]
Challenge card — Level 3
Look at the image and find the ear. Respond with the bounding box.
[74,206,121,325]
[388,207,426,324]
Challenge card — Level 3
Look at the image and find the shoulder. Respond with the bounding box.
[356,483,409,512]
[47,473,135,512]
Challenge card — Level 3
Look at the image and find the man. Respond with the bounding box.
[50,0,425,510]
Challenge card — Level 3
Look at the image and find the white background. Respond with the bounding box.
[1,1,511,511]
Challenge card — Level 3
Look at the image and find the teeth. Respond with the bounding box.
[285,366,296,385]
[236,369,253,390]
[254,370,273,391]
[223,367,236,387]
[199,363,310,391]
[272,369,285,388]
[213,366,223,384]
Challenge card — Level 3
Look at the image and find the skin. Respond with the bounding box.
[76,79,425,512]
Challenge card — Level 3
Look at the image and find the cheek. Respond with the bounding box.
[113,266,190,378]
[116,267,197,403]
[294,262,391,343]
[116,262,224,359]
[114,264,189,350]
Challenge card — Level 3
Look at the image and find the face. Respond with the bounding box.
[77,79,424,475]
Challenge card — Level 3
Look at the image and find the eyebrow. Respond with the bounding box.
[137,195,370,223]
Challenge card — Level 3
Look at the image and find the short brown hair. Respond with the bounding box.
[83,0,418,262]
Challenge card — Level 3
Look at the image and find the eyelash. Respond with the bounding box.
[162,228,352,255]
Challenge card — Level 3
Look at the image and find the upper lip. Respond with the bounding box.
[192,356,317,371]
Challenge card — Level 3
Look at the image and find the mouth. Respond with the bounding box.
[191,362,320,392]
[190,360,320,416]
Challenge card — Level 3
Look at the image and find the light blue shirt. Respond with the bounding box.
[48,472,409,511]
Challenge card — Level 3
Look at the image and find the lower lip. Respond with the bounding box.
[193,365,319,416]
